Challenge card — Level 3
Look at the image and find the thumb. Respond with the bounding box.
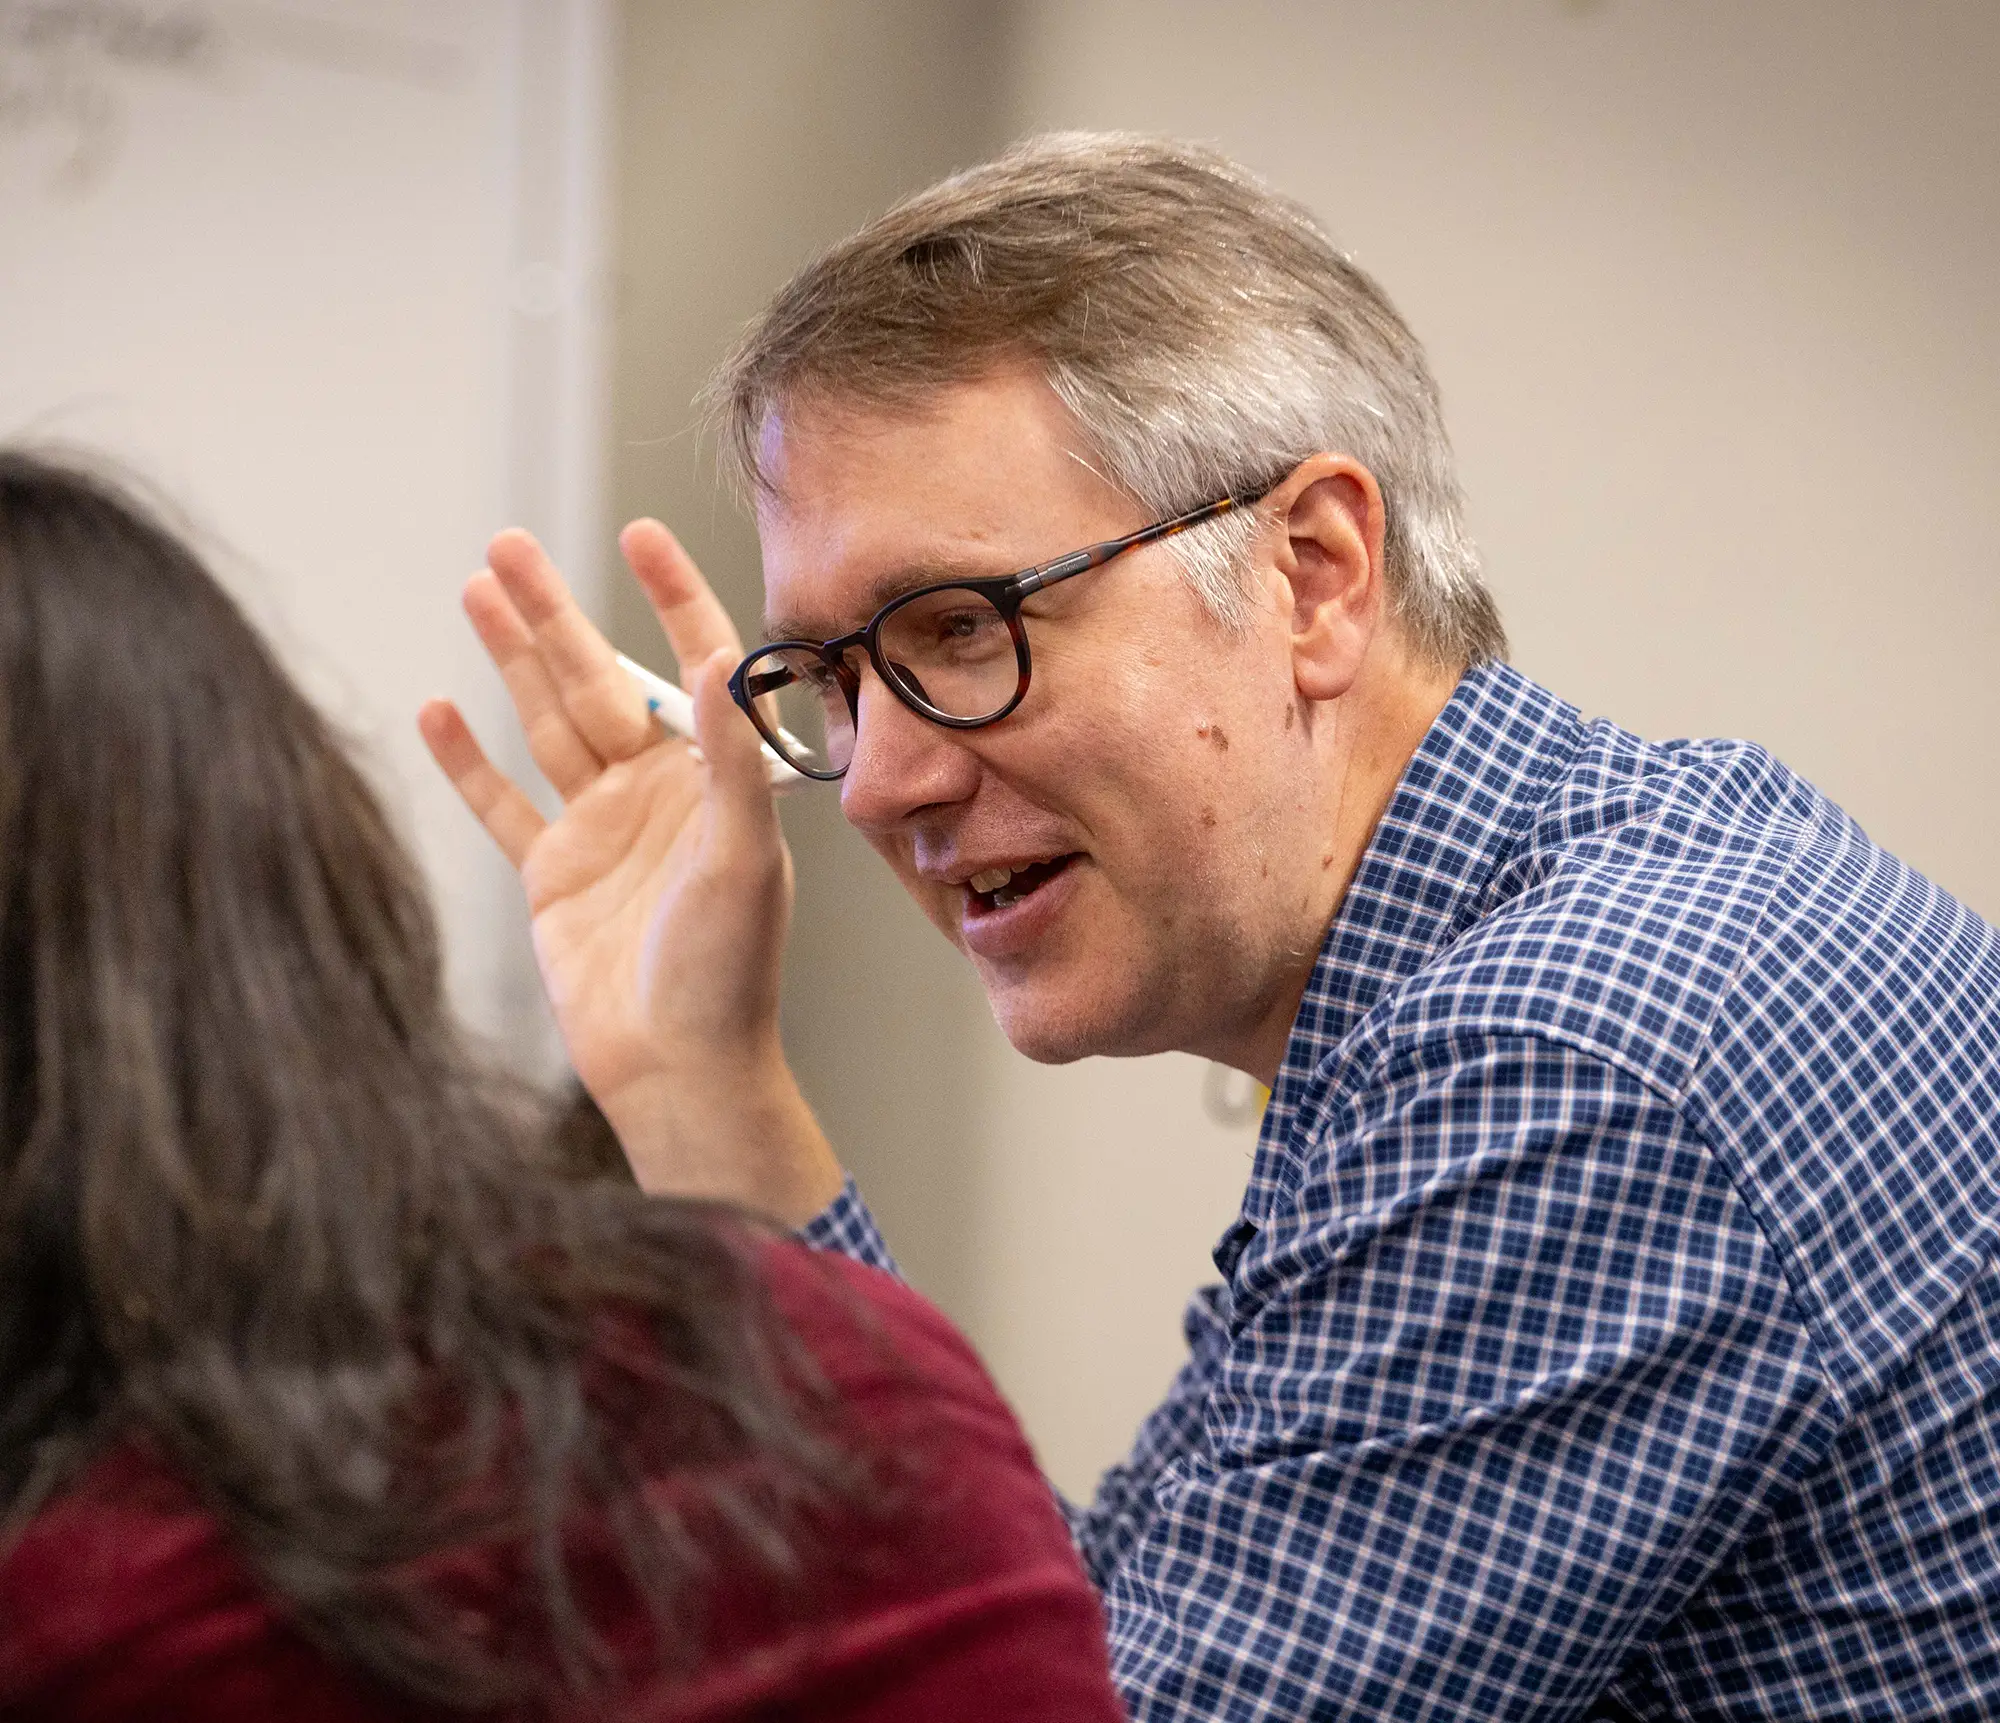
[690,647,780,847]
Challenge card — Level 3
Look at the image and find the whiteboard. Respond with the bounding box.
[0,0,612,1065]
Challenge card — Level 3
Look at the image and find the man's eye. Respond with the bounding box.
[932,605,1008,639]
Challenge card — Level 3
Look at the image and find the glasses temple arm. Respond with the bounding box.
[1012,490,1267,597]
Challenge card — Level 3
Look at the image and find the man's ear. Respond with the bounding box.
[1265,455,1386,703]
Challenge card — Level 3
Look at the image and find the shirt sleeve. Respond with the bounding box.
[1099,1031,1836,1723]
[797,1174,901,1277]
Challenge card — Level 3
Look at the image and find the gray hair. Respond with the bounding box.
[705,131,1505,668]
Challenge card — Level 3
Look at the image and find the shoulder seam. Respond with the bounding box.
[1307,1020,1847,1417]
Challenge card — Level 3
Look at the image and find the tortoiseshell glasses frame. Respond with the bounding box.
[727,485,1273,782]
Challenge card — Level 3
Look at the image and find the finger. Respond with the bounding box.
[486,528,656,763]
[620,519,745,683]
[418,697,546,869]
[463,567,605,798]
[689,647,781,854]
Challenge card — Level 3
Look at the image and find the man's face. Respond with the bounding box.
[756,368,1332,1066]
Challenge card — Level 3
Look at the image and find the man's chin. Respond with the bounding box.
[982,974,1167,1065]
[998,1021,1098,1066]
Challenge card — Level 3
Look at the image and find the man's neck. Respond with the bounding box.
[1222,651,1465,1086]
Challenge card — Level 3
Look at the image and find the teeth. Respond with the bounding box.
[969,866,1015,894]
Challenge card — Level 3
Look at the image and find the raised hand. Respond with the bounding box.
[419,521,842,1222]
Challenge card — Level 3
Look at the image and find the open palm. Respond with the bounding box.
[419,522,828,1212]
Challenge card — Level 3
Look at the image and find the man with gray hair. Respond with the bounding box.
[426,134,2000,1721]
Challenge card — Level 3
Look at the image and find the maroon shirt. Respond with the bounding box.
[0,1244,1124,1722]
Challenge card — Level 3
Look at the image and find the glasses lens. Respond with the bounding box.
[737,646,854,777]
[874,587,1020,722]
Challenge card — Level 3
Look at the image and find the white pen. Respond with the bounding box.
[615,652,812,792]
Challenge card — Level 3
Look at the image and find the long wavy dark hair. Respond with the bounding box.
[0,452,851,1705]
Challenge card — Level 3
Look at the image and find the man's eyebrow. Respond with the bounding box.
[762,550,1023,644]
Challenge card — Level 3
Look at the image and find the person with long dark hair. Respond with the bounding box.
[0,451,1124,1721]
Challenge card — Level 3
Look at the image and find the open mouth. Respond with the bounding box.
[965,854,1079,912]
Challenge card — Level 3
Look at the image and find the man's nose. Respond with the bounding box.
[838,662,981,835]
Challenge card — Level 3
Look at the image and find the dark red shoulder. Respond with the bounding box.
[0,1445,412,1722]
[709,1239,1125,1722]
[757,1237,1010,1411]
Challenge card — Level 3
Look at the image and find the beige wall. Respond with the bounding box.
[604,0,1015,1320]
[609,0,2000,1497]
[1005,0,2000,909]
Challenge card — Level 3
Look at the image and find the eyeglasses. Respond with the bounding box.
[727,487,1270,780]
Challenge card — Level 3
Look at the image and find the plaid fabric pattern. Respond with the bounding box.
[803,661,2000,1721]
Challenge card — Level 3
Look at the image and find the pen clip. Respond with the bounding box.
[615,652,811,792]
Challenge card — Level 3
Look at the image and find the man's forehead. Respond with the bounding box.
[755,501,1021,643]
[755,381,1028,510]
[752,382,1132,639]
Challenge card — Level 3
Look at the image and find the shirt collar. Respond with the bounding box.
[1241,660,1584,1227]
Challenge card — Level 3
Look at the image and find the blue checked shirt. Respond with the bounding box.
[803,661,2000,1721]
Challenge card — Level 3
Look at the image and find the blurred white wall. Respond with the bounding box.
[0,0,615,1060]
